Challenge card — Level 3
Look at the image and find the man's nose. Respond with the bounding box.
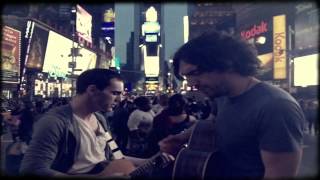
[115,94,122,103]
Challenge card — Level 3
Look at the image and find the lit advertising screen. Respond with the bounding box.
[43,31,73,78]
[142,21,160,36]
[76,4,92,43]
[73,48,97,75]
[142,45,159,76]
[25,21,49,70]
[145,34,158,42]
[144,56,159,76]
[43,31,97,78]
[1,26,21,83]
[294,54,318,87]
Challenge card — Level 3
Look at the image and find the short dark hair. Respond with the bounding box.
[167,93,187,116]
[173,30,261,80]
[134,96,151,112]
[76,69,123,94]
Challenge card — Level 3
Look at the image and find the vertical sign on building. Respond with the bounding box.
[273,14,286,79]
[1,26,21,83]
[76,5,92,43]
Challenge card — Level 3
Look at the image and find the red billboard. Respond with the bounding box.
[1,26,21,83]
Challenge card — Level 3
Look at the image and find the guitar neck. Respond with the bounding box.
[129,158,156,177]
[129,152,173,177]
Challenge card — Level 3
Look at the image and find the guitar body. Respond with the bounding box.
[172,120,216,180]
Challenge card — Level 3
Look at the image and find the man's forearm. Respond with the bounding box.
[123,155,146,167]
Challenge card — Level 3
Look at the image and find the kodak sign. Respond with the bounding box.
[273,15,286,79]
[240,21,268,40]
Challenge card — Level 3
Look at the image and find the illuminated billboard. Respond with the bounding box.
[1,26,21,83]
[273,14,286,80]
[73,48,97,75]
[145,34,158,42]
[294,54,318,87]
[25,21,49,70]
[144,56,159,77]
[142,21,160,36]
[142,44,159,77]
[43,31,96,78]
[76,4,92,43]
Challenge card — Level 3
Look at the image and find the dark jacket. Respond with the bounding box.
[20,104,113,176]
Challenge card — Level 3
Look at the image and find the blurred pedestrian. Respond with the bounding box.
[152,93,169,115]
[127,96,155,157]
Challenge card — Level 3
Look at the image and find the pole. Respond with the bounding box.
[288,25,293,93]
[70,6,76,97]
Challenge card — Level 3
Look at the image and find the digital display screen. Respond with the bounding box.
[145,34,158,42]
[43,31,97,78]
[294,54,318,87]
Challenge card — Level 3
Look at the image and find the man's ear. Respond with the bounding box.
[86,85,98,95]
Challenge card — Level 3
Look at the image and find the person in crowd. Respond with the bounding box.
[127,96,155,157]
[6,108,22,142]
[147,93,197,177]
[17,100,36,145]
[305,100,318,135]
[20,69,147,177]
[148,93,197,155]
[108,97,136,153]
[152,93,169,115]
[159,31,306,179]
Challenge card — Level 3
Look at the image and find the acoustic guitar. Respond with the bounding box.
[172,120,216,180]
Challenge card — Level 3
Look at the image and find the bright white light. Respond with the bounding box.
[142,46,160,76]
[142,22,160,36]
[256,36,266,45]
[43,31,96,77]
[183,16,189,43]
[146,6,157,22]
[294,54,318,87]
[144,56,160,76]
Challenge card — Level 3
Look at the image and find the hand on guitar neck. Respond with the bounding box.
[158,124,195,156]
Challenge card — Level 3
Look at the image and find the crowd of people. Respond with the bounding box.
[0,30,317,179]
[1,79,213,177]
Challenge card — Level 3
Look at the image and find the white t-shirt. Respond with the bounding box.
[68,114,109,174]
[127,109,155,133]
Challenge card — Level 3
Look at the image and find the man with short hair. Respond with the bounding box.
[20,69,136,177]
[159,31,305,179]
